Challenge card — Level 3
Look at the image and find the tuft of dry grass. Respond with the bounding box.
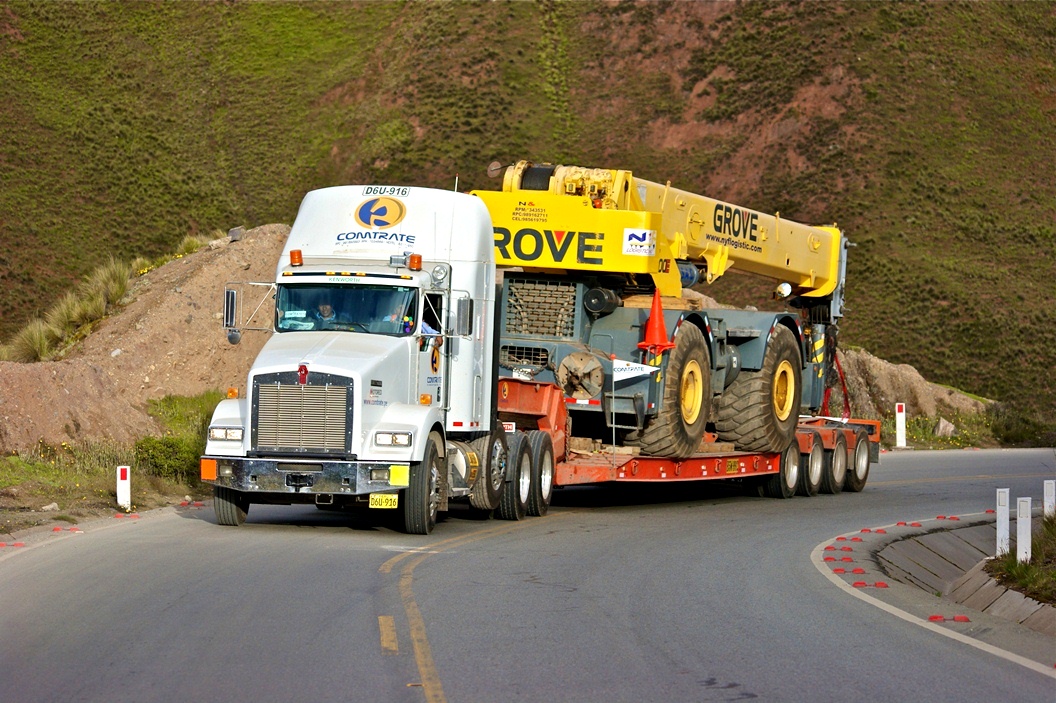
[45,291,83,336]
[9,319,61,362]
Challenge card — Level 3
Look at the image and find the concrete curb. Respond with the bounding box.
[875,517,1056,637]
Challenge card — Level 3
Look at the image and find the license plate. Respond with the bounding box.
[369,493,399,509]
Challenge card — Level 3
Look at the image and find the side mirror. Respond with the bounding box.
[455,298,473,336]
[224,288,240,345]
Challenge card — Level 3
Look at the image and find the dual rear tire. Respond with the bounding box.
[499,430,556,519]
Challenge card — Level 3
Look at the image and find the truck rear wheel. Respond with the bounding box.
[797,431,823,497]
[844,429,871,493]
[470,430,508,511]
[763,440,799,499]
[820,433,848,495]
[214,486,248,526]
[715,325,801,453]
[527,430,554,517]
[402,431,444,535]
[634,323,710,459]
[498,432,531,521]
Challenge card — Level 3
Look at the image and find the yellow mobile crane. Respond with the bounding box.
[474,161,863,494]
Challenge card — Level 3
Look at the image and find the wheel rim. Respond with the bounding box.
[490,441,506,491]
[772,359,796,422]
[428,460,440,521]
[855,440,869,479]
[540,451,554,499]
[518,454,531,502]
[680,359,704,424]
[833,443,847,483]
[784,445,799,491]
[809,444,823,485]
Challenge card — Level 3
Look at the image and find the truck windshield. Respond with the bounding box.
[275,284,419,335]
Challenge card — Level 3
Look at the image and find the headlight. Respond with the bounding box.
[209,427,244,441]
[374,431,412,447]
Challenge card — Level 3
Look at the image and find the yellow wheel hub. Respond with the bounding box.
[680,360,704,424]
[772,359,796,422]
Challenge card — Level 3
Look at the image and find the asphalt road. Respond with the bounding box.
[1,448,1053,703]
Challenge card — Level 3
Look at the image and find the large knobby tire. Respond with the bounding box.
[797,431,823,497]
[498,432,531,521]
[635,323,710,459]
[214,486,248,526]
[820,432,848,495]
[764,440,799,499]
[469,430,508,511]
[402,431,444,535]
[526,430,555,517]
[844,429,871,493]
[715,325,802,453]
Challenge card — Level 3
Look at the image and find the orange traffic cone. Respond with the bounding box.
[637,289,676,355]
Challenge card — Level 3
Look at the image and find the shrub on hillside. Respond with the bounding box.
[133,436,201,482]
[9,319,61,362]
[987,403,1056,447]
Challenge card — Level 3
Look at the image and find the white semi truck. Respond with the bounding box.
[201,186,513,534]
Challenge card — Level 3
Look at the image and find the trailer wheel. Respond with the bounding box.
[526,430,555,517]
[844,429,871,493]
[498,432,531,521]
[470,430,508,511]
[635,322,710,459]
[797,431,823,497]
[214,486,248,526]
[715,325,802,453]
[763,440,799,499]
[820,432,848,495]
[402,431,444,535]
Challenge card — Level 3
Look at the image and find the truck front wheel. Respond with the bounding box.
[715,325,802,453]
[634,322,710,459]
[402,431,444,535]
[470,430,508,511]
[214,486,248,526]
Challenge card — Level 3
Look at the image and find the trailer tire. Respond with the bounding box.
[844,430,871,493]
[797,431,823,497]
[820,433,848,495]
[214,486,248,526]
[715,325,801,453]
[470,430,508,511]
[527,430,555,517]
[764,440,799,499]
[402,431,444,535]
[635,322,710,459]
[498,432,531,520]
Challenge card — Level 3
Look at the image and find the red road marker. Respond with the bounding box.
[929,615,946,622]
[896,521,907,526]
[952,615,970,623]
[824,545,836,551]
[852,581,868,588]
[824,556,835,562]
[836,536,847,541]
[948,516,960,521]
[937,515,947,520]
[861,528,872,533]
[852,568,866,574]
[875,582,889,588]
[910,522,923,527]
[876,529,887,534]
[833,568,846,574]
[840,546,854,552]
[851,537,863,542]
[985,509,995,514]
[52,526,63,532]
[841,557,854,562]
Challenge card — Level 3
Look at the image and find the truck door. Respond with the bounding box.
[416,292,447,410]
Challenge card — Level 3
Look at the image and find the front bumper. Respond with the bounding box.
[201,456,408,495]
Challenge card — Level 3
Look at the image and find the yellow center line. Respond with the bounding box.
[378,615,398,655]
[384,513,572,703]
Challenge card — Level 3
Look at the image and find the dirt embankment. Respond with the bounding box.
[0,223,984,455]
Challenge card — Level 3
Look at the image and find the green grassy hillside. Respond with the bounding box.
[2,0,1053,428]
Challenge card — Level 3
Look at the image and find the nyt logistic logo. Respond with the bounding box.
[355,197,407,229]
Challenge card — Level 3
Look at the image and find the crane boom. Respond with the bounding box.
[474,160,845,316]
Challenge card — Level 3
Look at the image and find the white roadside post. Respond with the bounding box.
[1044,480,1055,518]
[895,403,906,448]
[116,465,131,511]
[1016,497,1031,564]
[996,488,1009,556]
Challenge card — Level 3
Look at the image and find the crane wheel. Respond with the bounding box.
[714,325,802,453]
[632,323,710,459]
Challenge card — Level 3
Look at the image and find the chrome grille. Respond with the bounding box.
[255,382,348,452]
[505,279,577,337]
